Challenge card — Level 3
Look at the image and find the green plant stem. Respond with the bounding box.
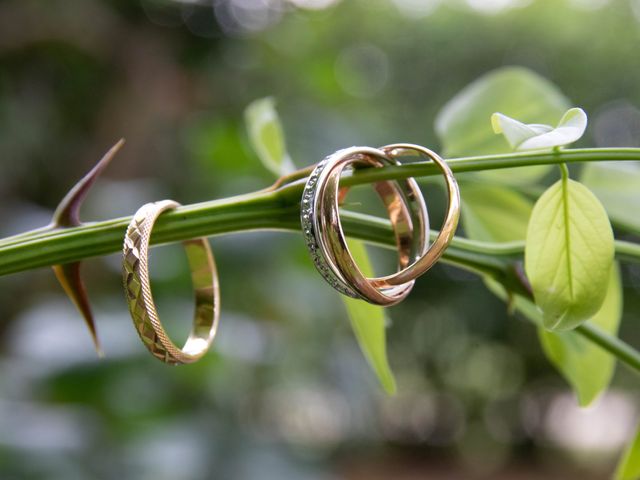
[338,146,640,187]
[2,147,639,275]
[577,322,640,372]
[1,147,639,373]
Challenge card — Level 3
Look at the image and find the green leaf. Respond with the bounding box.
[461,183,533,242]
[525,175,615,331]
[485,265,621,407]
[491,107,587,151]
[460,181,620,407]
[581,161,640,233]
[435,66,570,184]
[538,264,622,406]
[460,182,531,321]
[244,97,295,177]
[616,423,640,480]
[342,239,397,394]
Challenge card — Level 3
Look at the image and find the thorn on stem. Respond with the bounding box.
[52,263,104,357]
[50,139,125,356]
[52,138,125,228]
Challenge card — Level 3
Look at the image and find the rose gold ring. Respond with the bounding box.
[302,144,460,305]
[301,146,429,306]
[374,143,460,286]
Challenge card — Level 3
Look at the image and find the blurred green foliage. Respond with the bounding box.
[1,0,640,479]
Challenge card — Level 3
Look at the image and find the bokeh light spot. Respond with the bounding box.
[334,43,390,98]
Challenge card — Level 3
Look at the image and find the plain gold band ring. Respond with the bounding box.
[373,143,460,286]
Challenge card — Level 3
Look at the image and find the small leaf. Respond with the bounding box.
[525,176,615,330]
[244,97,295,177]
[491,117,552,149]
[343,239,396,394]
[461,183,533,242]
[485,271,621,407]
[460,183,533,308]
[435,66,570,184]
[538,264,622,406]
[581,161,640,233]
[491,107,587,151]
[51,139,125,355]
[461,182,620,406]
[615,423,640,480]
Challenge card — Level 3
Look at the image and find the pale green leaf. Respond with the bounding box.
[244,97,295,177]
[343,239,396,395]
[459,182,532,327]
[538,264,622,406]
[435,66,570,183]
[581,161,640,233]
[616,423,640,480]
[461,182,620,406]
[484,267,621,407]
[461,183,533,242]
[491,116,552,149]
[525,177,615,330]
[491,107,587,151]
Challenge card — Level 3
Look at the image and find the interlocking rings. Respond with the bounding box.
[301,144,460,305]
[301,146,430,306]
[376,143,460,285]
[122,200,220,364]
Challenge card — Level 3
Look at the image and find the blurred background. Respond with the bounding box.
[1,0,640,478]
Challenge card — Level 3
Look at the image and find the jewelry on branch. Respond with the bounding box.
[122,200,220,364]
[301,146,429,306]
[375,143,460,285]
[301,144,460,306]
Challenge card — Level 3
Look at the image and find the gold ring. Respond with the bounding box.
[122,200,220,364]
[301,146,429,306]
[374,143,460,286]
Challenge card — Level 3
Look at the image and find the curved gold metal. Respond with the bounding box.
[302,143,460,305]
[122,200,220,364]
[301,147,429,306]
[374,143,460,286]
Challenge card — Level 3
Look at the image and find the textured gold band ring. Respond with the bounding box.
[122,200,220,365]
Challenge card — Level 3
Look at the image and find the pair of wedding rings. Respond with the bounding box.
[121,143,460,364]
[301,143,460,306]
